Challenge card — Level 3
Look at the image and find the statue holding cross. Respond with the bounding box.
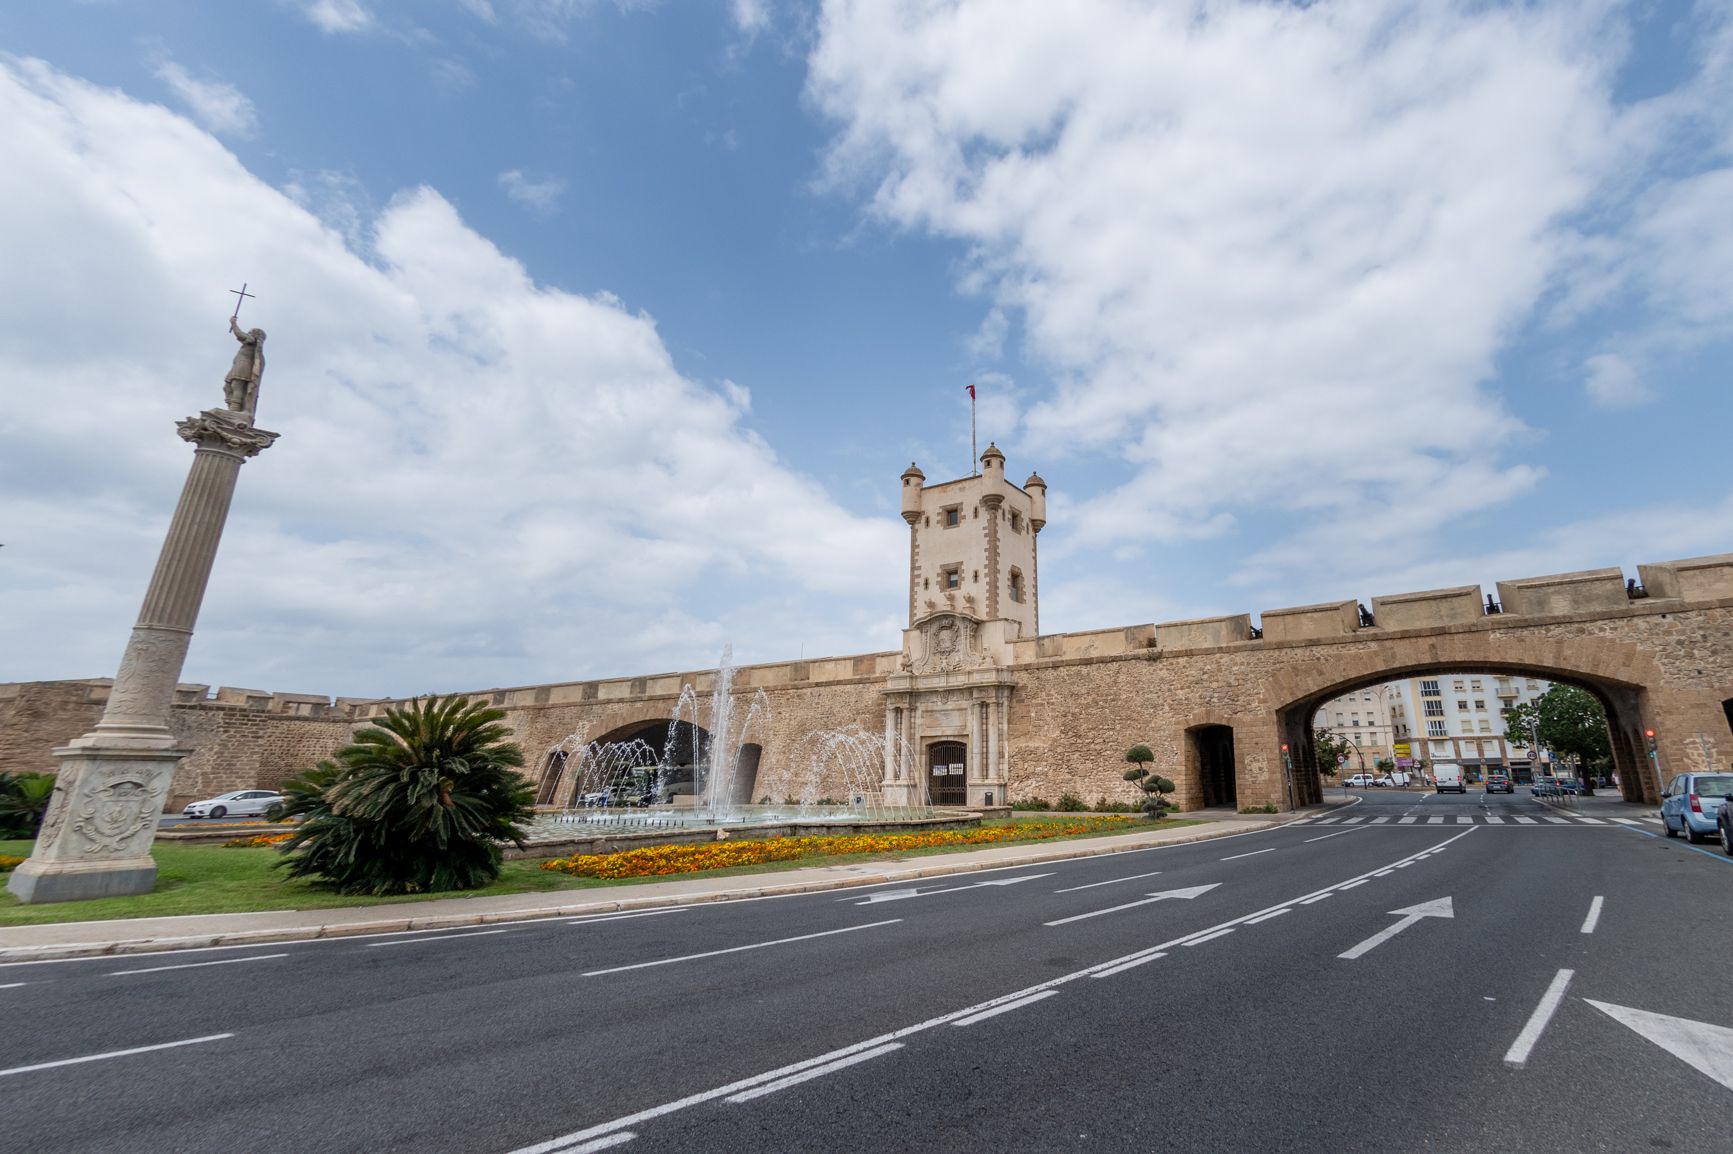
[223,283,265,418]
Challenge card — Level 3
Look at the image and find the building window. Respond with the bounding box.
[1470,680,1483,691]
[1453,680,1465,692]
[941,566,961,590]
[1474,700,1485,711]
[1427,721,1447,737]
[1479,720,1492,733]
[1457,700,1469,711]
[1008,568,1025,603]
[1009,511,1023,532]
[1424,700,1444,717]
[1420,680,1440,696]
[1335,712,1344,725]
[943,506,961,528]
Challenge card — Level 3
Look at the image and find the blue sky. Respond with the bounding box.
[1,0,1729,698]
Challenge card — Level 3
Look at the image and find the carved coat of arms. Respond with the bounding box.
[72,779,158,856]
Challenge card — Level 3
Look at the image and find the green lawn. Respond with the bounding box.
[0,815,1201,927]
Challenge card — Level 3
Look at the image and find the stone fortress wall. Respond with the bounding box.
[3,554,1730,812]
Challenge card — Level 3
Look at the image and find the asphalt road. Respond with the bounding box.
[7,789,1731,1153]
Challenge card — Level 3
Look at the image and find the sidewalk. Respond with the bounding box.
[0,805,1344,962]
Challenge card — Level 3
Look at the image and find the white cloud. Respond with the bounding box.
[295,0,374,34]
[1582,352,1654,408]
[499,169,565,214]
[152,58,257,139]
[966,306,1007,360]
[732,0,771,37]
[805,0,1699,585]
[0,58,902,696]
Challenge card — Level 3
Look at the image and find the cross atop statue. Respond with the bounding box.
[223,287,266,418]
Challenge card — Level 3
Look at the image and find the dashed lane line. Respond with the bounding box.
[581,920,902,977]
[0,1034,233,1079]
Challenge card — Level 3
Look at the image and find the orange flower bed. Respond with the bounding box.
[221,831,296,849]
[541,817,1136,880]
[0,854,25,873]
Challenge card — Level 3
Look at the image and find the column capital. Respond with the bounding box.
[177,409,279,458]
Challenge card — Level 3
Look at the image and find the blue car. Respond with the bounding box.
[1660,773,1733,844]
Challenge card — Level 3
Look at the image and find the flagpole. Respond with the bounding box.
[968,383,977,475]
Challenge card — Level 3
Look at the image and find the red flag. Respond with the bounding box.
[966,383,975,399]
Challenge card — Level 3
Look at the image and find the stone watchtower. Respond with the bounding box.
[882,445,1046,808]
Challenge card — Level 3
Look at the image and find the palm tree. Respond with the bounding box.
[0,772,56,839]
[278,696,535,895]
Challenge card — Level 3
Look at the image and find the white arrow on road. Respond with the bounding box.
[851,873,1054,905]
[1338,897,1454,959]
[1585,1000,1733,1091]
[1044,884,1221,926]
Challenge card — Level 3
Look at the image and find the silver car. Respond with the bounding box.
[1660,773,1733,844]
[182,790,284,819]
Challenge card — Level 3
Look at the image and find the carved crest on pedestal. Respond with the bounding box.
[71,774,159,856]
[915,612,982,674]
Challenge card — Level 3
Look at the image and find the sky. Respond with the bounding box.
[0,0,1729,699]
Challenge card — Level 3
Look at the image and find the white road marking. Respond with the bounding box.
[1395,861,1414,868]
[1581,896,1604,934]
[853,874,1052,905]
[1370,817,1391,824]
[582,920,900,976]
[1583,1000,1733,1091]
[1398,816,1418,824]
[1456,816,1473,824]
[1611,818,1641,826]
[559,1135,635,1154]
[1342,817,1365,825]
[1504,969,1575,1067]
[1301,894,1334,904]
[1053,870,1164,893]
[0,982,31,990]
[1575,817,1605,824]
[1485,815,1505,824]
[951,989,1061,1026]
[0,1034,232,1078]
[1544,816,1571,825]
[564,910,687,925]
[1181,928,1235,946]
[1373,870,1395,877]
[723,1044,905,1103]
[1244,909,1290,925]
[1515,816,1537,824]
[1427,816,1445,825]
[1304,828,1360,843]
[1340,879,1368,890]
[1219,848,1276,862]
[109,953,288,976]
[1044,884,1221,927]
[364,929,513,948]
[1313,817,1341,825]
[1090,952,1168,978]
[1338,897,1454,960]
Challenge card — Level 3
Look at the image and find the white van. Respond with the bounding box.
[1433,763,1467,794]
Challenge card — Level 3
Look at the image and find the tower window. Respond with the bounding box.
[941,566,961,590]
[943,506,961,528]
[1009,511,1023,532]
[1008,568,1024,603]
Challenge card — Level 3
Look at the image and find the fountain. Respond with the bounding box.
[521,647,971,855]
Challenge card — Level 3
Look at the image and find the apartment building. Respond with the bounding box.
[1314,673,1555,778]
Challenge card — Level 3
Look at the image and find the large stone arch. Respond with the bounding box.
[1261,629,1695,805]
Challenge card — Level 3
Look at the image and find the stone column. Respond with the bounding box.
[967,699,982,783]
[986,697,1001,792]
[9,409,277,904]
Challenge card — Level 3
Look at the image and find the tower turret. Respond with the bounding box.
[900,462,925,525]
[1025,471,1047,532]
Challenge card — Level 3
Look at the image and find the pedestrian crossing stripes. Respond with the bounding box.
[1292,812,1652,828]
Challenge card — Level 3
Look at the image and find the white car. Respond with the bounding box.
[182,790,284,819]
[1343,773,1384,788]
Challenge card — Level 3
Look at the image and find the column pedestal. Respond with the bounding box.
[6,745,189,902]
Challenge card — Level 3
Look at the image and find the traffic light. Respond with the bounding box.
[1645,728,1658,762]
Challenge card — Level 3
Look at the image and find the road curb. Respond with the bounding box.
[0,816,1300,963]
